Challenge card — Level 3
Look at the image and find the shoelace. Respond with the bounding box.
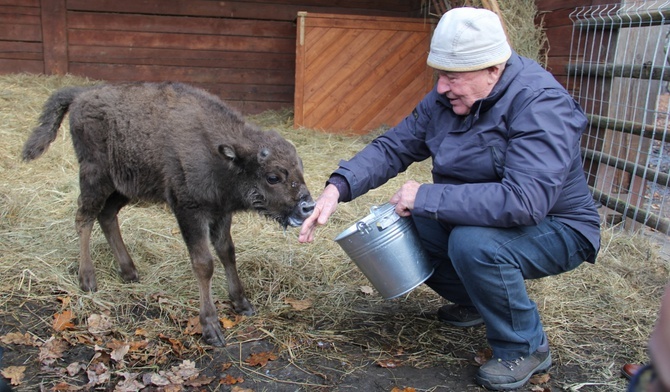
[498,356,525,370]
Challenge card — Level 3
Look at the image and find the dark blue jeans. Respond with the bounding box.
[413,215,596,360]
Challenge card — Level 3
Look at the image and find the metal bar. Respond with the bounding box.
[566,63,670,82]
[574,8,670,28]
[582,148,670,188]
[591,187,670,234]
[587,114,670,144]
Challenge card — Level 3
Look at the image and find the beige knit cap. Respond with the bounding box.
[427,7,512,72]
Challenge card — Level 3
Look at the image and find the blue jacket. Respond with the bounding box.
[334,53,601,260]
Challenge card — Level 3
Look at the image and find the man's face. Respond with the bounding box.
[435,68,497,115]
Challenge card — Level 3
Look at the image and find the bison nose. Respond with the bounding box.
[299,198,316,217]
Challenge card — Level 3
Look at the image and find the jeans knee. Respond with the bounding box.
[448,226,497,268]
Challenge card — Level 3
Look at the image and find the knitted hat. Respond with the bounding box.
[427,7,512,72]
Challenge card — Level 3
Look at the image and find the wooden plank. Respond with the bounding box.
[66,0,419,22]
[0,12,40,24]
[0,4,40,15]
[0,58,43,74]
[68,46,295,69]
[67,12,295,38]
[0,23,41,41]
[68,63,294,86]
[294,12,307,126]
[0,41,42,53]
[0,0,39,6]
[67,30,295,54]
[41,0,67,75]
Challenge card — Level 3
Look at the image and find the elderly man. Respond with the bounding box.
[299,7,600,390]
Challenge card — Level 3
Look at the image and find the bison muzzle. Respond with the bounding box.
[21,82,315,346]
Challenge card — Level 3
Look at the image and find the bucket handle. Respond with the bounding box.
[370,204,400,230]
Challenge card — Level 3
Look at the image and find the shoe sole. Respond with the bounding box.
[438,317,484,327]
[475,352,552,391]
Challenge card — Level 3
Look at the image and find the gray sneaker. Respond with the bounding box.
[475,344,552,391]
[437,304,484,327]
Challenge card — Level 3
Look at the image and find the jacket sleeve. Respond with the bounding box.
[333,93,434,199]
[413,88,588,227]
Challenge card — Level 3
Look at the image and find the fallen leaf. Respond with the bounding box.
[474,347,493,365]
[284,297,312,311]
[53,310,75,332]
[245,351,278,367]
[185,375,216,387]
[110,344,130,363]
[360,285,375,295]
[221,362,233,371]
[231,386,254,392]
[86,362,111,387]
[0,332,40,346]
[158,333,184,356]
[87,314,113,336]
[377,359,403,368]
[134,328,149,337]
[0,366,25,385]
[530,372,551,385]
[172,360,199,380]
[57,296,71,308]
[66,362,85,377]
[50,382,82,391]
[391,387,416,392]
[221,315,245,329]
[219,374,244,385]
[38,337,69,366]
[184,316,202,335]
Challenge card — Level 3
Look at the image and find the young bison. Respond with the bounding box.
[22,82,315,346]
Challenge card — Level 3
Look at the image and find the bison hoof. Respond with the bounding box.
[203,327,227,347]
[232,298,256,316]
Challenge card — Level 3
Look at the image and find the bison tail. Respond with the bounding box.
[21,86,88,161]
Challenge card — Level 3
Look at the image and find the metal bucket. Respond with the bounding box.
[334,203,434,299]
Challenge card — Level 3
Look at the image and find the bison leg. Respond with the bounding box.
[75,176,114,292]
[97,192,139,283]
[175,210,226,346]
[210,215,255,316]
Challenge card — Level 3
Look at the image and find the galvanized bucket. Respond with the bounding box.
[334,203,434,299]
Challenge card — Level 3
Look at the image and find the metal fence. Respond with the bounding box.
[568,0,670,253]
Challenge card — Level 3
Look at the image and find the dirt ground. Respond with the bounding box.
[0,293,632,392]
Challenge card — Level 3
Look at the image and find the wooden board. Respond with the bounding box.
[294,12,434,134]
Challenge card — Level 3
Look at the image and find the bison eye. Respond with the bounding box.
[266,174,281,185]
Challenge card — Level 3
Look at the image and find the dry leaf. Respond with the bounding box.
[360,286,375,295]
[110,344,130,363]
[245,351,278,367]
[134,328,149,337]
[221,362,233,371]
[50,382,82,391]
[38,337,68,366]
[530,372,551,385]
[0,332,40,346]
[377,359,403,368]
[219,374,244,385]
[184,375,215,387]
[474,347,493,365]
[87,314,113,336]
[221,315,245,329]
[57,296,71,308]
[184,316,202,335]
[0,366,25,385]
[231,386,254,392]
[53,310,75,332]
[391,388,416,392]
[284,297,312,311]
[158,334,184,356]
[66,362,85,377]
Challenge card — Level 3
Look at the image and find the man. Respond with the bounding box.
[299,7,600,391]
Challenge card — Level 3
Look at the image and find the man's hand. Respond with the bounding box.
[389,180,421,217]
[298,184,340,243]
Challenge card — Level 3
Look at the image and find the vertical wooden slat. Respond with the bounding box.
[294,11,307,127]
[40,0,68,75]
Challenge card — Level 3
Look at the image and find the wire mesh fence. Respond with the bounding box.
[568,0,670,255]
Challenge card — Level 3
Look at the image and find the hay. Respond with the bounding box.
[1,74,668,391]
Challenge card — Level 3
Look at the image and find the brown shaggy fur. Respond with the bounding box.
[22,82,315,346]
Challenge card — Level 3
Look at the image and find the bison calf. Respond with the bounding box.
[22,82,315,346]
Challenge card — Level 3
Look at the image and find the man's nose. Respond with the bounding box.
[436,76,450,94]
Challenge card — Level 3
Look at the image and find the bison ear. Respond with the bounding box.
[257,148,271,163]
[219,145,236,160]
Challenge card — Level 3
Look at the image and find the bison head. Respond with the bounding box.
[220,129,315,228]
